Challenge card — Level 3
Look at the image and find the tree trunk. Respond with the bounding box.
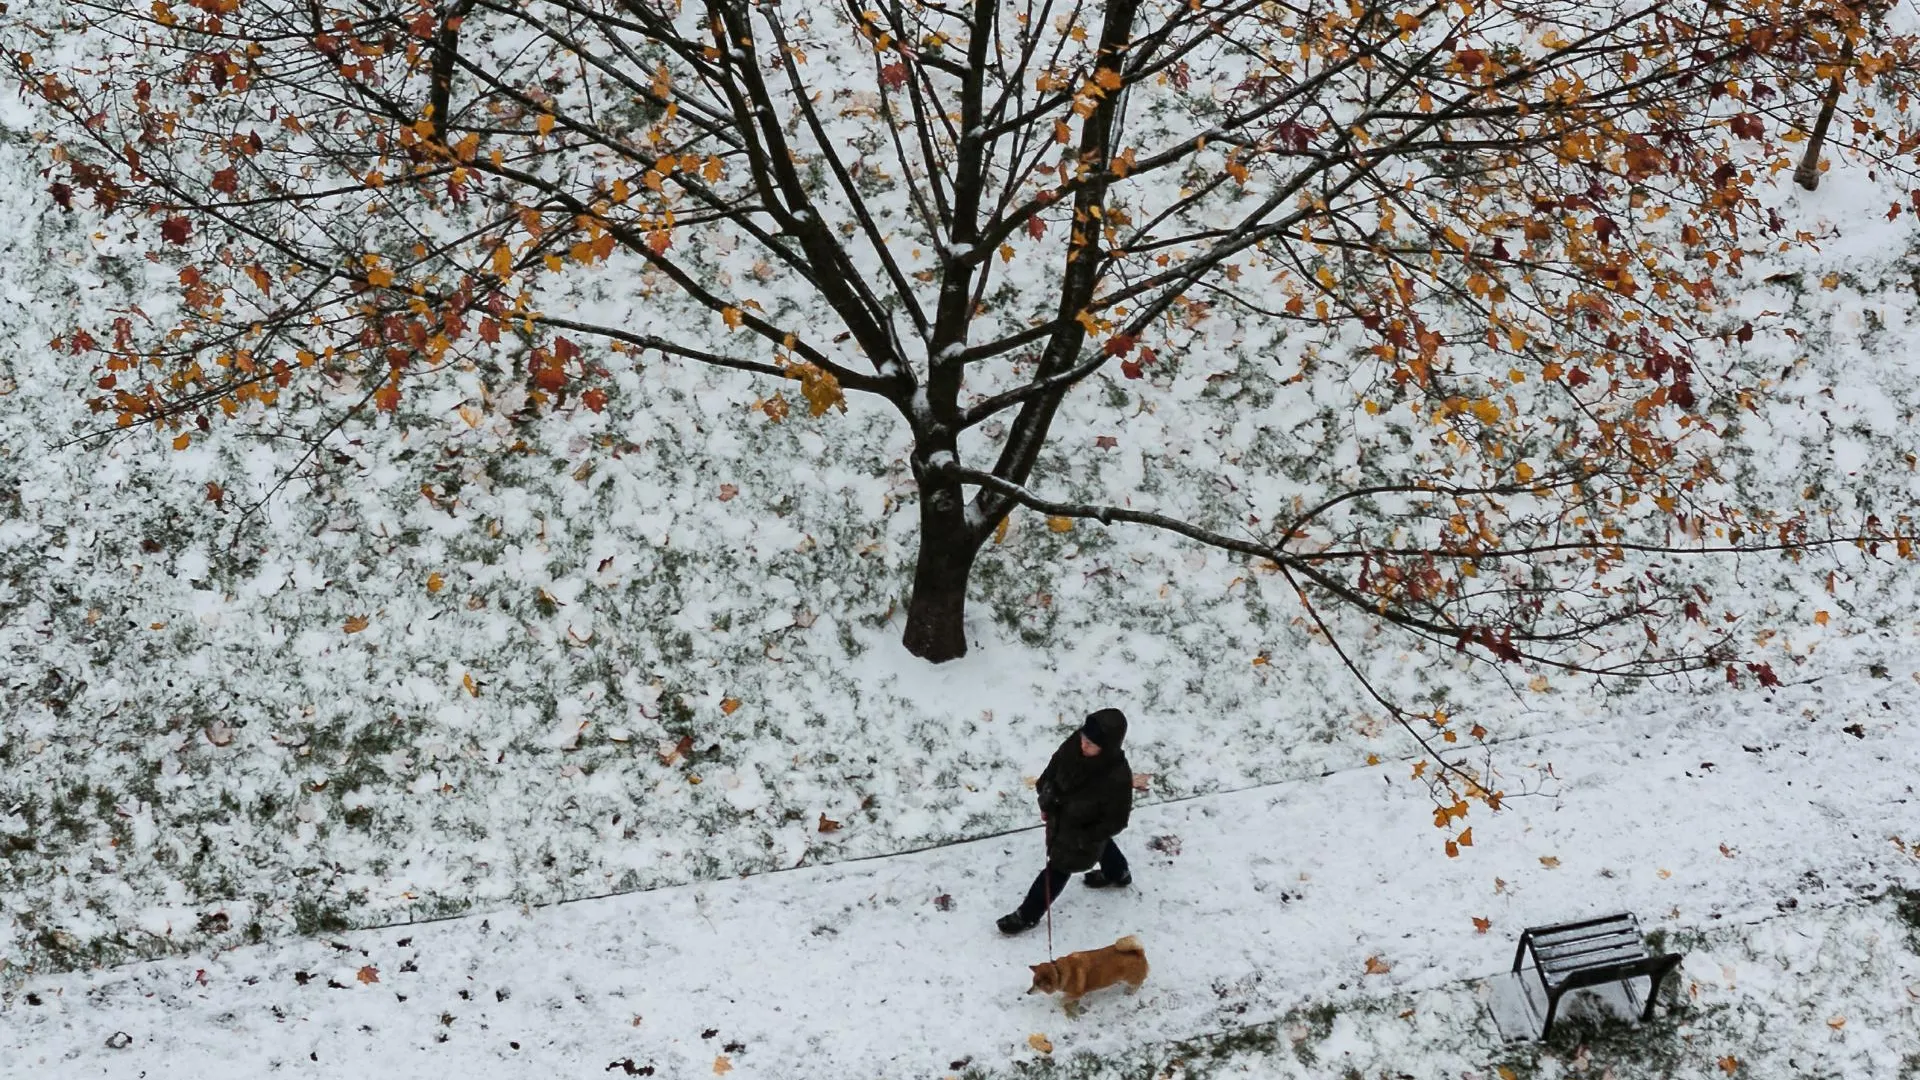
[901,476,982,662]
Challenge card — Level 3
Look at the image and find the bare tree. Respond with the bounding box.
[13,0,1920,740]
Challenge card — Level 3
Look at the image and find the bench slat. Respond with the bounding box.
[1528,919,1638,948]
[1536,934,1647,966]
[1541,945,1654,980]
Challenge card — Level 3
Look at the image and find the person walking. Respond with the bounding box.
[998,708,1134,935]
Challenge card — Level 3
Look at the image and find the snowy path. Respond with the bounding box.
[5,676,1916,1080]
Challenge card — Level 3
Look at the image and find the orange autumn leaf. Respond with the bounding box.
[343,615,370,633]
[171,432,191,450]
[1027,1034,1053,1054]
[1718,1055,1739,1075]
[426,572,445,594]
[1472,916,1491,934]
[1364,955,1391,975]
[817,812,841,833]
[356,965,379,984]
[712,1056,732,1075]
[1539,855,1561,868]
[720,697,741,715]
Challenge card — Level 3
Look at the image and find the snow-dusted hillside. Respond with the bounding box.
[4,1,1920,1076]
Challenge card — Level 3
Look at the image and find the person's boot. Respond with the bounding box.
[1083,868,1132,889]
[997,910,1039,935]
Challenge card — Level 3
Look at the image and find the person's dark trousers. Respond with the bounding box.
[1018,840,1130,921]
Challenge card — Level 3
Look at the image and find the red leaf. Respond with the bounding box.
[581,387,608,413]
[160,216,193,245]
[1747,661,1780,688]
[211,168,238,194]
[1566,367,1591,388]
[373,383,401,411]
[48,182,74,210]
[1120,359,1143,379]
[478,317,500,344]
[1103,333,1137,358]
[880,62,908,90]
[1730,113,1765,140]
[1026,216,1045,239]
[533,364,567,391]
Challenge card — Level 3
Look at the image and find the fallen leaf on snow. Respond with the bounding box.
[426,572,445,593]
[1719,843,1737,858]
[717,484,738,501]
[343,615,370,633]
[817,813,841,833]
[204,721,234,747]
[1472,916,1491,934]
[1658,868,1672,879]
[1027,1033,1053,1055]
[1718,1055,1739,1075]
[658,735,693,765]
[356,965,379,985]
[712,1055,732,1075]
[1131,773,1151,792]
[1538,856,1561,869]
[720,697,741,715]
[1828,1015,1846,1029]
[1364,955,1391,975]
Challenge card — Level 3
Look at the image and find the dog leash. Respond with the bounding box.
[1042,818,1055,962]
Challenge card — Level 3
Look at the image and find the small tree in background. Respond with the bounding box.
[13,0,1920,820]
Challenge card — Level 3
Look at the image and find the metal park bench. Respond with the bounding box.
[1507,912,1684,1040]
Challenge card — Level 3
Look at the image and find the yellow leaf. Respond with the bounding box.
[1411,760,1427,779]
[543,254,564,273]
[1539,855,1561,868]
[1528,674,1551,692]
[172,432,192,451]
[723,307,744,329]
[993,515,1011,545]
[491,246,513,279]
[1813,610,1829,626]
[1027,1034,1053,1055]
[537,113,555,137]
[1827,1016,1846,1029]
[463,672,478,697]
[343,615,370,633]
[1514,462,1534,482]
[1000,243,1015,263]
[1092,68,1123,92]
[1364,955,1391,975]
[612,178,630,204]
[721,697,741,715]
[366,265,394,289]
[1498,1068,1519,1080]
[713,1055,732,1075]
[703,156,724,183]
[1366,753,1380,766]
[1045,516,1074,533]
[426,572,445,594]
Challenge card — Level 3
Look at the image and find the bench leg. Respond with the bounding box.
[1641,957,1683,1022]
[1540,986,1563,1040]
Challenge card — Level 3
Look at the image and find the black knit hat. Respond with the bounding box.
[1080,707,1128,750]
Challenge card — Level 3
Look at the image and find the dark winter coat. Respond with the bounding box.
[1035,710,1132,873]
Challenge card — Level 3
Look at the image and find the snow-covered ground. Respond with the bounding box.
[6,6,1920,1079]
[5,641,1916,1079]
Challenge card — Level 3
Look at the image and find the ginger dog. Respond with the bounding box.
[1026,935,1149,1015]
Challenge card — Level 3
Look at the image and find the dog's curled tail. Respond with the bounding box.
[1113,935,1145,953]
